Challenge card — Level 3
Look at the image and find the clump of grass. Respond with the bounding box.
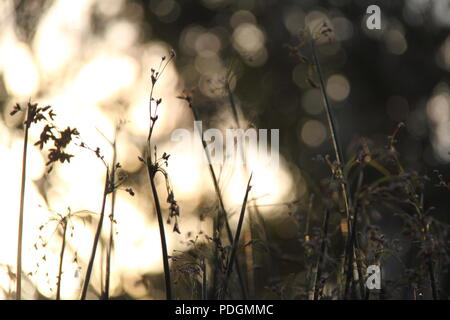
[221,174,252,299]
[223,65,270,298]
[177,91,248,299]
[286,22,450,299]
[288,23,364,298]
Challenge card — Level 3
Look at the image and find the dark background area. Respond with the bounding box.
[2,0,449,299]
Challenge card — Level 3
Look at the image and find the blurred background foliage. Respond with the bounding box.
[0,0,449,299]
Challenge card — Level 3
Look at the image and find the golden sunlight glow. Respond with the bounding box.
[1,35,39,97]
[0,0,298,299]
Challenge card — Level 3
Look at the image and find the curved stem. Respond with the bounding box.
[147,163,172,300]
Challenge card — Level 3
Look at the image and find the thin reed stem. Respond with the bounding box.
[16,106,31,300]
[225,78,270,298]
[221,174,252,300]
[80,169,109,300]
[201,258,207,300]
[309,31,363,298]
[104,137,117,300]
[56,218,68,300]
[147,161,172,300]
[188,101,247,299]
[145,54,175,300]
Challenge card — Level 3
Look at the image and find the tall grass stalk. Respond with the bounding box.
[225,76,270,297]
[16,104,32,300]
[146,161,172,300]
[309,30,361,297]
[104,135,117,300]
[145,53,175,300]
[221,174,252,299]
[56,217,68,300]
[80,169,109,300]
[309,31,351,222]
[183,97,247,299]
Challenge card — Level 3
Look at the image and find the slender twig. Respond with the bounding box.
[221,174,252,300]
[80,168,109,300]
[56,217,68,300]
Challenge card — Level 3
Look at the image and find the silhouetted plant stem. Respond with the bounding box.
[104,135,118,300]
[144,52,175,300]
[309,31,362,298]
[146,160,172,300]
[344,172,365,299]
[56,217,68,300]
[221,175,252,299]
[309,31,351,218]
[186,100,247,299]
[313,209,330,300]
[80,168,109,300]
[16,105,32,300]
[225,77,270,298]
[201,257,207,300]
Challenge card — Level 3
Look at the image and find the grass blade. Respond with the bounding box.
[186,100,247,299]
[16,105,31,300]
[221,174,252,299]
[56,218,68,300]
[80,168,109,300]
[309,30,363,298]
[104,134,118,300]
[146,161,172,300]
